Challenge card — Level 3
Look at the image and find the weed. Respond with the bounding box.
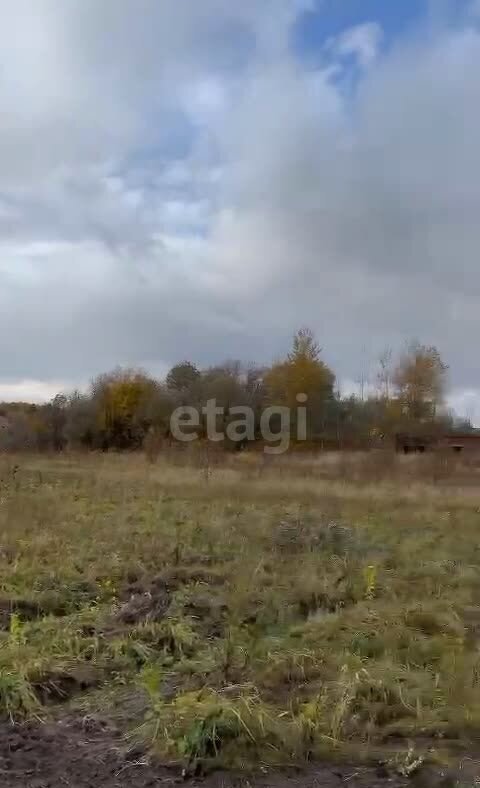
[9,612,26,645]
[364,565,377,600]
[0,670,39,720]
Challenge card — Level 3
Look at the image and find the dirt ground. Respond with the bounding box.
[0,717,471,788]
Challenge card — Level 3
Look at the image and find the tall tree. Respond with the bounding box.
[376,347,393,401]
[265,328,335,437]
[166,361,200,396]
[393,341,448,421]
[45,393,68,451]
[92,368,160,449]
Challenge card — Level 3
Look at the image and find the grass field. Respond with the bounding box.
[1,450,480,783]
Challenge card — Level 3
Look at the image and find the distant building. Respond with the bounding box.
[438,434,480,454]
[396,432,480,454]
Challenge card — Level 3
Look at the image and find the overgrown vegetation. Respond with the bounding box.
[1,451,480,773]
[0,330,469,453]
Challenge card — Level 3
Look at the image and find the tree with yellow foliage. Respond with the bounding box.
[264,328,335,438]
[393,341,448,422]
[92,368,166,449]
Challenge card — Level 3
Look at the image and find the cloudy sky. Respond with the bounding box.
[1,0,480,419]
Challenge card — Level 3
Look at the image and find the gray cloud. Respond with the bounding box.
[0,1,480,418]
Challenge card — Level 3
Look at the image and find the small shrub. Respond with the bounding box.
[0,670,39,720]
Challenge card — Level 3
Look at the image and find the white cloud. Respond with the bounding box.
[181,78,228,123]
[327,22,384,67]
[448,389,480,425]
[0,380,71,403]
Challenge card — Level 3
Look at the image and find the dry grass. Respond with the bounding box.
[1,449,480,770]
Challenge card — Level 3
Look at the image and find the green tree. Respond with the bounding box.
[166,362,200,397]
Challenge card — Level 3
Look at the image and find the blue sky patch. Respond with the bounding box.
[291,0,430,63]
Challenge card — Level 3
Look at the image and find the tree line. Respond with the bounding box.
[0,329,471,453]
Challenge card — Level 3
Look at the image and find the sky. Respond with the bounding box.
[1,0,480,421]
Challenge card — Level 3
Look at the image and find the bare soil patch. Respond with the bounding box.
[0,717,467,788]
[0,717,173,788]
